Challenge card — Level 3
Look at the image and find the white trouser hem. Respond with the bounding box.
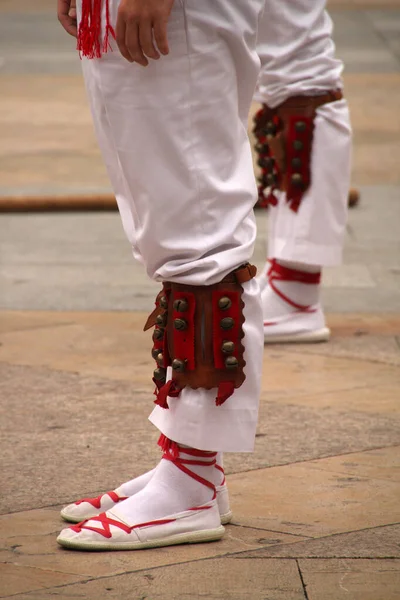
[270,238,344,267]
[149,407,259,453]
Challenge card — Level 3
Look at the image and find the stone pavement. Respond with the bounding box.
[1,1,400,599]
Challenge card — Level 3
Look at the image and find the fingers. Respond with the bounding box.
[57,0,77,37]
[153,17,169,56]
[139,18,160,61]
[116,15,132,62]
[126,20,149,65]
[116,0,173,66]
[69,0,77,20]
[116,15,147,65]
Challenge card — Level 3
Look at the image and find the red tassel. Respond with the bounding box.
[266,191,279,206]
[215,381,235,406]
[78,0,115,59]
[154,379,181,409]
[158,434,179,459]
[103,0,116,52]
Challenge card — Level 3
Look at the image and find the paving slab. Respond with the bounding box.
[226,457,400,537]
[236,524,400,558]
[306,446,400,483]
[0,513,303,581]
[0,563,83,598]
[299,558,400,600]
[0,558,306,600]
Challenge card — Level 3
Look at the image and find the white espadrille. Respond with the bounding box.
[61,467,233,525]
[263,305,330,343]
[57,502,224,551]
[57,436,227,551]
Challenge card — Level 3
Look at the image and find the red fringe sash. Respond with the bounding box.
[78,0,115,58]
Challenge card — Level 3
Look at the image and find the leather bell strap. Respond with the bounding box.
[254,90,343,212]
[145,263,257,408]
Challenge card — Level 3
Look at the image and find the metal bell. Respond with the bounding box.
[156,353,164,366]
[225,356,239,369]
[291,157,302,169]
[151,347,160,360]
[156,313,166,326]
[174,318,187,331]
[295,121,307,132]
[159,295,168,309]
[293,140,303,151]
[153,328,164,341]
[291,173,304,187]
[266,173,277,186]
[153,367,166,381]
[220,317,234,330]
[218,296,232,310]
[257,157,265,169]
[221,341,235,354]
[173,298,189,312]
[172,359,186,372]
[258,156,274,170]
[265,121,276,136]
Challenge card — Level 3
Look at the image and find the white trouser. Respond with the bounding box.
[79,0,264,452]
[255,0,352,267]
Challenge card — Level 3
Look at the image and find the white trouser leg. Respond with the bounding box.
[255,0,352,267]
[255,0,343,108]
[267,99,351,266]
[80,0,264,452]
[82,59,142,263]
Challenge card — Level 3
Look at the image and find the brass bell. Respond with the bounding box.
[293,140,303,151]
[153,367,166,381]
[264,156,274,169]
[261,174,270,187]
[218,296,232,310]
[156,353,164,366]
[174,318,187,331]
[221,341,235,354]
[225,356,239,369]
[172,358,186,372]
[295,121,307,132]
[258,156,274,170]
[173,298,189,312]
[159,295,168,309]
[257,157,265,168]
[266,173,277,186]
[265,121,276,136]
[151,347,160,360]
[291,157,302,169]
[291,173,304,187]
[156,313,166,326]
[220,317,234,330]
[153,328,164,341]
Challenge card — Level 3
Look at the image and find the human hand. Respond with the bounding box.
[116,0,175,66]
[58,0,78,38]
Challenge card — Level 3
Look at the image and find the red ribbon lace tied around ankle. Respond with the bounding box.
[75,491,127,509]
[267,259,321,312]
[78,0,115,58]
[70,435,217,538]
[158,434,218,502]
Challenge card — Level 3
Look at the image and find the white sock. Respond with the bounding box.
[114,452,224,498]
[115,468,156,497]
[110,443,217,526]
[262,259,322,319]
